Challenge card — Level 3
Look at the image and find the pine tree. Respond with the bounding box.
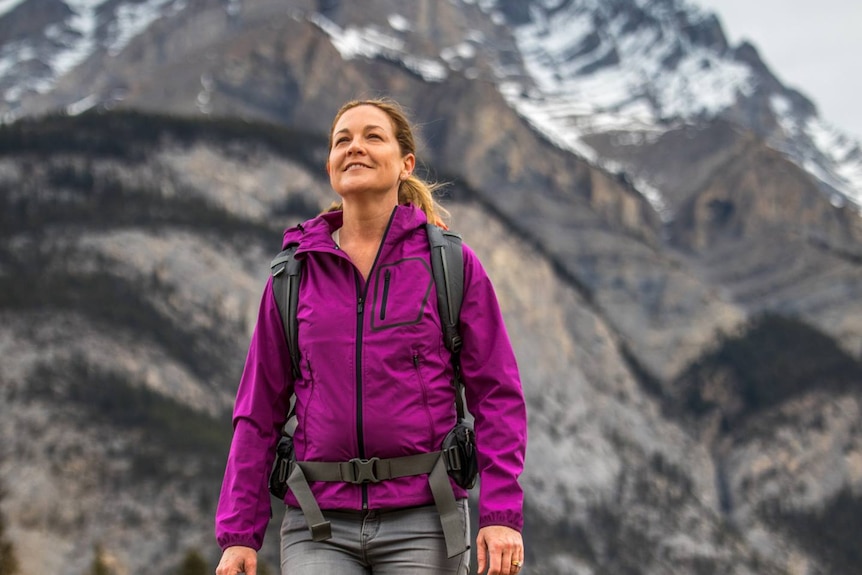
[0,484,19,575]
[88,544,112,575]
[176,549,207,575]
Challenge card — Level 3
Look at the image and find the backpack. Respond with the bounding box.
[267,222,476,558]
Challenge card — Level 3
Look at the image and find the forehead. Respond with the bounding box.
[333,105,395,133]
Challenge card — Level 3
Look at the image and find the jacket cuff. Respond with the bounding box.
[217,534,262,552]
[479,510,523,532]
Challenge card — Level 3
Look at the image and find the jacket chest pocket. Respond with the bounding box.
[369,258,433,331]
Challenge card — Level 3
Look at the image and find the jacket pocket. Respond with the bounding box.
[380,269,391,321]
[370,258,433,331]
[297,354,316,455]
[411,350,435,448]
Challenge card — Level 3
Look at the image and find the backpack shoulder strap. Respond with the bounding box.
[426,223,467,419]
[271,242,302,380]
[426,223,463,354]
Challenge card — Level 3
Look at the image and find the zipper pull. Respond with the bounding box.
[357,297,364,315]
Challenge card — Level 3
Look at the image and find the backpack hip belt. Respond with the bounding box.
[284,450,465,557]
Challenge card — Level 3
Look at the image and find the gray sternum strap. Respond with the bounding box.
[287,451,468,558]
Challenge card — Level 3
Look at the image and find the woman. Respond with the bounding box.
[215,98,527,575]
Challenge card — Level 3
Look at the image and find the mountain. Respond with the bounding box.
[2,1,862,574]
[3,0,861,208]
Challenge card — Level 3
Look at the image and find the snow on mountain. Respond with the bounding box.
[502,1,752,142]
[0,0,24,14]
[304,0,862,215]
[490,0,862,211]
[1,0,860,210]
[0,0,183,120]
[310,12,450,83]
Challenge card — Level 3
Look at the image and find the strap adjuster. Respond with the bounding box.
[443,446,462,472]
[447,333,463,354]
[344,457,382,483]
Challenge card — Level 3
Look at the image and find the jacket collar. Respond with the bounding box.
[282,204,428,254]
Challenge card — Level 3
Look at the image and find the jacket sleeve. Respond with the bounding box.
[459,244,527,532]
[215,276,293,550]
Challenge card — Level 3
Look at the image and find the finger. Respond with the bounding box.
[504,551,516,575]
[493,542,513,574]
[490,549,504,575]
[476,532,488,574]
[501,544,522,575]
[511,547,525,575]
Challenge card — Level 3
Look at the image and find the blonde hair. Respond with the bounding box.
[324,98,449,225]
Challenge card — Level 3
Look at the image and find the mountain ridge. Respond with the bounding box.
[0,103,855,575]
[2,0,860,209]
[3,1,862,574]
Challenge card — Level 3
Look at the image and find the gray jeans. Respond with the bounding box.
[279,501,470,574]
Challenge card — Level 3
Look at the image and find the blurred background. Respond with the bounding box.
[1,1,861,574]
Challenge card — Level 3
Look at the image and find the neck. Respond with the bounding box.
[339,200,397,243]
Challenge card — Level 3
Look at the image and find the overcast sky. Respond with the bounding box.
[696,0,862,142]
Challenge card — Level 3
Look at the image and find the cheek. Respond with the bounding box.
[327,151,341,177]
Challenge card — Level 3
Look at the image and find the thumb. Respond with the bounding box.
[476,529,488,574]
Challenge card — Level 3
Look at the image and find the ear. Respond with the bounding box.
[325,161,332,176]
[401,153,415,179]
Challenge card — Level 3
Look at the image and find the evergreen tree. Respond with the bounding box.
[176,549,207,575]
[0,484,19,575]
[88,544,112,575]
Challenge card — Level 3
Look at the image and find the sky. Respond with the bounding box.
[696,0,862,142]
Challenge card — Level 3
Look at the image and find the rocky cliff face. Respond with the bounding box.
[2,1,862,574]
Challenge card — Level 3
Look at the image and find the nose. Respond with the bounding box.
[346,136,365,155]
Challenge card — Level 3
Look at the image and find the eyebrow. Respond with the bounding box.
[334,124,387,135]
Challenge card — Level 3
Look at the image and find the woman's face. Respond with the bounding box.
[327,105,414,202]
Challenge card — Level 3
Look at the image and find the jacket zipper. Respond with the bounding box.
[355,277,365,461]
[413,352,435,447]
[380,269,391,320]
[355,207,397,510]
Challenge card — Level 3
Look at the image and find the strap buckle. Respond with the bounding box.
[345,457,382,483]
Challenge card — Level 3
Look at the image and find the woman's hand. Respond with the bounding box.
[476,525,524,575]
[215,545,258,575]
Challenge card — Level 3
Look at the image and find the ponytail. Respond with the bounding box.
[398,175,449,226]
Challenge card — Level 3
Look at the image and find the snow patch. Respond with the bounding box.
[387,13,411,32]
[51,0,99,80]
[107,0,177,56]
[310,12,448,83]
[0,0,25,17]
[66,94,98,115]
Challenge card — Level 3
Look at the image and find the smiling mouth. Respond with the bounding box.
[345,163,371,171]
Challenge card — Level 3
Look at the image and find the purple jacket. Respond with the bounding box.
[216,204,526,551]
